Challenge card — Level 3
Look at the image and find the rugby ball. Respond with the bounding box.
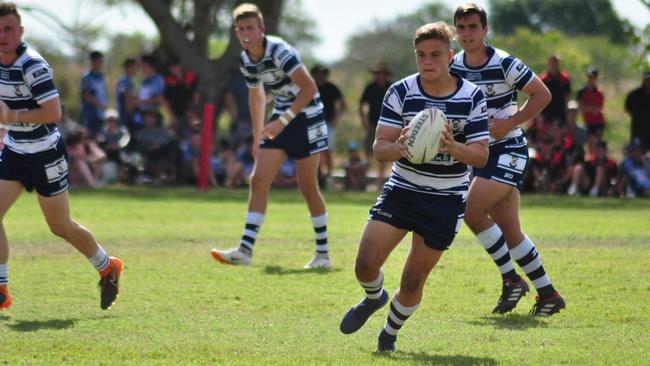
[404,107,447,164]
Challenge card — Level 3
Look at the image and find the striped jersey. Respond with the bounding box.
[450,45,534,144]
[1,43,60,154]
[240,35,323,117]
[379,73,489,196]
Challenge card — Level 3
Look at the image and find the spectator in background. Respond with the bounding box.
[618,140,650,198]
[272,159,298,189]
[577,68,605,151]
[65,126,106,189]
[115,58,138,135]
[134,107,178,185]
[180,132,218,187]
[567,140,618,197]
[311,64,346,183]
[342,140,368,191]
[225,74,253,147]
[80,50,108,139]
[625,71,650,150]
[163,59,198,139]
[566,100,588,149]
[133,54,165,132]
[96,108,130,184]
[540,55,571,127]
[360,61,392,190]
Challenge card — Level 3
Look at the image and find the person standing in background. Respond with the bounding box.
[80,50,108,139]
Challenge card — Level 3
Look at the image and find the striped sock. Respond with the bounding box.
[88,245,110,272]
[0,263,7,286]
[311,213,328,255]
[477,225,519,282]
[238,212,264,254]
[384,296,419,336]
[358,270,384,300]
[509,235,556,298]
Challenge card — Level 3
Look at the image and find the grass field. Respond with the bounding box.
[1,187,649,365]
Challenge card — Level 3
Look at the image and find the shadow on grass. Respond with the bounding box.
[374,350,498,365]
[7,318,77,332]
[466,313,546,330]
[263,265,342,276]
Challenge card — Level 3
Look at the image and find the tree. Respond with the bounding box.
[489,0,634,43]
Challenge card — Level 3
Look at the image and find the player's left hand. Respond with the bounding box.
[439,122,457,154]
[262,119,285,140]
[488,118,515,140]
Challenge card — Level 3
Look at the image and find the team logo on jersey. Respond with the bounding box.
[451,119,465,133]
[485,84,495,96]
[14,85,23,97]
[510,156,518,168]
[32,68,49,78]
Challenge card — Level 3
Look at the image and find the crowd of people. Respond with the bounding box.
[59,29,649,199]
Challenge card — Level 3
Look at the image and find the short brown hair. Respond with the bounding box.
[454,3,487,28]
[0,2,20,24]
[232,3,264,26]
[413,22,455,47]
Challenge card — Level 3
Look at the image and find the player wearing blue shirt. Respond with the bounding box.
[0,2,122,311]
[451,3,564,316]
[80,50,108,139]
[211,3,331,269]
[339,22,489,352]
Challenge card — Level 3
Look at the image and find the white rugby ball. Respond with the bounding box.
[404,107,447,164]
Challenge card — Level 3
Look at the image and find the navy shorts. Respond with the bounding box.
[368,186,465,251]
[474,136,528,190]
[260,111,328,159]
[0,138,69,197]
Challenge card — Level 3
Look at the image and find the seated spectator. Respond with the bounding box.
[526,136,566,193]
[135,107,179,184]
[343,140,368,191]
[618,140,650,198]
[180,132,218,187]
[567,140,618,196]
[272,159,297,189]
[220,140,246,188]
[65,126,106,189]
[96,108,130,183]
[236,136,256,182]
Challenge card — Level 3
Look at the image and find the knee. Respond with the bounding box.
[463,205,484,229]
[48,222,70,239]
[400,273,425,296]
[355,254,380,279]
[249,173,270,193]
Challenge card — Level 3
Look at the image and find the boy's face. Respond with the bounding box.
[455,14,486,52]
[0,14,23,56]
[415,38,453,83]
[235,17,265,51]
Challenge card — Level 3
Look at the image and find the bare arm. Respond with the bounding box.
[261,66,318,140]
[248,85,266,152]
[0,98,62,124]
[489,76,551,139]
[439,123,489,168]
[373,125,409,163]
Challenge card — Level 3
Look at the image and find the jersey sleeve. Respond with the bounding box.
[273,42,302,76]
[377,83,404,129]
[24,60,59,104]
[464,87,489,144]
[501,56,534,91]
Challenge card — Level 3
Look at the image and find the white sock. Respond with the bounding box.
[0,263,7,285]
[311,213,328,255]
[88,245,110,272]
[239,212,265,253]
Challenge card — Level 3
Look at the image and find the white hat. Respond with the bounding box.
[104,108,119,120]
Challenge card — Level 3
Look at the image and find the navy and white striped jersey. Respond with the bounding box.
[450,45,534,144]
[379,73,489,196]
[240,35,323,117]
[1,43,60,154]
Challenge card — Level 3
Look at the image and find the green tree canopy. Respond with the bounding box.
[489,0,634,43]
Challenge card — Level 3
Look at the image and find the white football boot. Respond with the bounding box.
[304,253,332,269]
[211,248,252,266]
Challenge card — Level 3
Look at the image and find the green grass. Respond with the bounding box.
[1,187,649,365]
